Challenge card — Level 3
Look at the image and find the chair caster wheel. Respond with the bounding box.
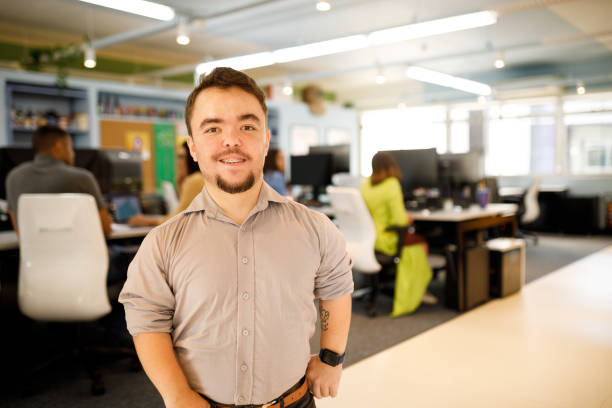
[91,377,106,396]
[367,305,377,318]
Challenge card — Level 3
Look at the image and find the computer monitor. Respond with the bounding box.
[103,150,143,194]
[290,153,333,190]
[308,144,350,174]
[438,151,484,184]
[74,149,113,194]
[111,194,142,223]
[0,148,33,200]
[383,148,439,195]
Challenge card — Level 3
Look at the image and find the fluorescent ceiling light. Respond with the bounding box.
[405,66,492,96]
[273,35,368,63]
[79,0,175,21]
[316,1,331,11]
[195,10,497,75]
[368,11,497,46]
[196,52,275,77]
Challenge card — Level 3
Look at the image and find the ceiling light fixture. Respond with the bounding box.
[272,35,368,63]
[176,21,190,45]
[368,11,497,46]
[405,66,491,95]
[316,1,331,11]
[78,0,175,21]
[282,82,294,96]
[494,51,505,69]
[195,10,497,75]
[576,81,586,95]
[477,95,487,104]
[196,52,275,77]
[83,46,96,69]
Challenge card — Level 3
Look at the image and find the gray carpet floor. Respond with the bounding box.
[2,233,611,407]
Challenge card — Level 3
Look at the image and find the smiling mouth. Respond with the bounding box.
[220,158,246,164]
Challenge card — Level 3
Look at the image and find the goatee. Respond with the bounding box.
[216,172,256,194]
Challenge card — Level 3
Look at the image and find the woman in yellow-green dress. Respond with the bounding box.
[360,151,437,316]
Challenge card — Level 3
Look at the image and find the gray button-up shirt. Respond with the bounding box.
[119,182,353,405]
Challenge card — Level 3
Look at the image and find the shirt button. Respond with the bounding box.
[241,257,248,264]
[238,396,245,403]
[240,364,248,372]
[242,329,249,336]
[241,292,249,300]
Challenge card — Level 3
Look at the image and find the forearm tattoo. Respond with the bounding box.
[320,306,330,331]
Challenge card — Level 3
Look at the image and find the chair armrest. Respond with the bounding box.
[385,225,410,258]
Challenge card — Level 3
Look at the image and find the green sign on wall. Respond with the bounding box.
[153,123,176,194]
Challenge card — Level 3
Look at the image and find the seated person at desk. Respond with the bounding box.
[263,147,286,195]
[360,151,437,306]
[127,141,204,226]
[5,125,112,237]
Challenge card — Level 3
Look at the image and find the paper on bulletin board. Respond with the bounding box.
[126,131,152,161]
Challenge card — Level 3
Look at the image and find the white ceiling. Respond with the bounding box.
[1,0,612,109]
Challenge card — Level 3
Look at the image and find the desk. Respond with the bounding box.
[0,225,153,252]
[411,203,518,312]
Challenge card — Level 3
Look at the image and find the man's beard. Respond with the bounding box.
[216,172,256,194]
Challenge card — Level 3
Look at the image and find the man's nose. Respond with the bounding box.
[223,127,241,147]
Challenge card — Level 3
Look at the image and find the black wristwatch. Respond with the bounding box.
[319,349,346,367]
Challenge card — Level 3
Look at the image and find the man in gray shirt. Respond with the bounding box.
[5,125,111,236]
[119,68,353,408]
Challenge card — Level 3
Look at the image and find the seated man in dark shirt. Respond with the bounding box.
[5,125,112,236]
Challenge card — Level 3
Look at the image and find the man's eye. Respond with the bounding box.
[242,125,256,131]
[205,127,218,133]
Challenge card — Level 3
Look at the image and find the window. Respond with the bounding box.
[360,107,446,176]
[485,101,556,176]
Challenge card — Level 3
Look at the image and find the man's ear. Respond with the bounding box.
[186,136,198,162]
[264,128,271,157]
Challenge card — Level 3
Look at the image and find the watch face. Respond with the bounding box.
[320,349,340,366]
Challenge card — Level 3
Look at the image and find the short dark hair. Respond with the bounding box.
[182,141,200,175]
[264,147,282,172]
[184,67,268,136]
[33,125,70,154]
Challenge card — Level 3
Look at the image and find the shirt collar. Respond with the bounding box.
[34,154,64,166]
[184,180,286,219]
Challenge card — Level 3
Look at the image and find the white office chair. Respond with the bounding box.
[520,178,541,245]
[17,193,111,322]
[327,186,381,274]
[162,180,179,214]
[331,173,363,189]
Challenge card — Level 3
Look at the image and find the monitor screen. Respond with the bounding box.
[383,148,439,194]
[290,153,333,187]
[439,151,484,184]
[103,150,143,193]
[309,144,350,174]
[111,194,142,223]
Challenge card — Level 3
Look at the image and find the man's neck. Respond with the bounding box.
[205,179,263,226]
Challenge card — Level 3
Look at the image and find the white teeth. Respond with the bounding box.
[221,159,244,164]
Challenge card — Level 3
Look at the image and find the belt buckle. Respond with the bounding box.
[262,399,277,408]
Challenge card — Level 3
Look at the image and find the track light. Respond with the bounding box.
[282,82,293,96]
[494,51,505,69]
[176,21,190,45]
[84,46,96,68]
[576,81,586,95]
[316,1,331,11]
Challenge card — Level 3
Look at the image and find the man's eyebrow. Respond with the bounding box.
[198,118,223,129]
[238,113,261,123]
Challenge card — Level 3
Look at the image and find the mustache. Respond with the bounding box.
[213,147,252,161]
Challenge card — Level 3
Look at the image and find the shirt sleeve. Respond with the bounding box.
[79,170,105,210]
[387,178,408,227]
[314,213,354,300]
[119,228,176,336]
